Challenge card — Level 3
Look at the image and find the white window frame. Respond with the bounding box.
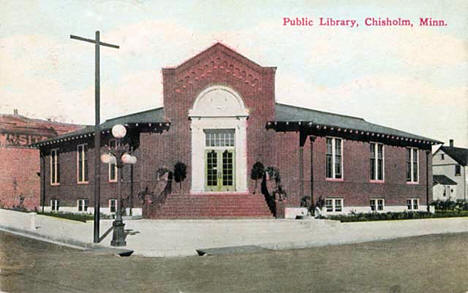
[370,199,385,212]
[77,144,88,184]
[326,137,343,180]
[77,199,89,212]
[406,148,419,183]
[407,198,419,211]
[50,148,60,185]
[108,139,118,182]
[370,143,384,182]
[109,199,117,213]
[325,198,343,213]
[50,199,59,211]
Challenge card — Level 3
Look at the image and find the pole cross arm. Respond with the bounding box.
[70,35,120,49]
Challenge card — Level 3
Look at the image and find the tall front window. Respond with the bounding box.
[326,138,342,179]
[370,143,384,181]
[406,148,419,183]
[108,140,118,182]
[50,149,60,185]
[77,144,88,183]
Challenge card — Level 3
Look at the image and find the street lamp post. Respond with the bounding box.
[101,124,137,247]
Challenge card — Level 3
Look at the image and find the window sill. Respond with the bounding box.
[406,181,419,185]
[77,181,89,185]
[326,178,344,182]
[369,180,385,184]
[108,180,118,183]
[50,183,60,186]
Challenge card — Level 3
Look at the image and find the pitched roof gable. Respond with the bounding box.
[439,146,468,166]
[163,42,274,74]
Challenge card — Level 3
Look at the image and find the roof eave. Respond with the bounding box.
[266,120,441,147]
[31,122,171,148]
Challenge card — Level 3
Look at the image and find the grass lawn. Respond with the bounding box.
[1,231,467,293]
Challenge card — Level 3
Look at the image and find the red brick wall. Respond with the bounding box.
[276,134,432,208]
[0,147,40,209]
[43,137,139,209]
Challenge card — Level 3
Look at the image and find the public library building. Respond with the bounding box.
[34,43,439,218]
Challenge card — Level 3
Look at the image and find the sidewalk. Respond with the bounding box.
[1,208,468,257]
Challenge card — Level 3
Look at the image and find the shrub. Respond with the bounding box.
[430,200,468,211]
[38,211,111,222]
[328,210,468,222]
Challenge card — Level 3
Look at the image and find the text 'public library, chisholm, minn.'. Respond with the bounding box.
[33,43,440,219]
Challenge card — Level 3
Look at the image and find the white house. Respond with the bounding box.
[433,140,468,201]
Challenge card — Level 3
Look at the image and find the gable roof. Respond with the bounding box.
[32,107,167,147]
[274,103,440,143]
[439,146,468,166]
[433,175,457,185]
[164,42,274,73]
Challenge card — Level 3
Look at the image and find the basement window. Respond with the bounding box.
[370,199,384,212]
[325,198,343,213]
[407,198,419,210]
[50,199,59,211]
[109,199,117,213]
[77,199,89,212]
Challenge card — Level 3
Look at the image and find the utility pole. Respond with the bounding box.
[70,31,119,243]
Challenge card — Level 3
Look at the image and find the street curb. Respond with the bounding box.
[0,225,93,250]
[0,225,135,256]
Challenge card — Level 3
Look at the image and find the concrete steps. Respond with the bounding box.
[148,193,274,219]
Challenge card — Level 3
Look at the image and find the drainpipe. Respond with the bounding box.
[40,150,45,213]
[426,150,430,212]
[310,136,316,211]
[299,129,307,200]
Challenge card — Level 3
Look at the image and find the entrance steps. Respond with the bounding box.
[149,193,273,219]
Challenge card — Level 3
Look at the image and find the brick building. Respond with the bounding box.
[0,110,82,210]
[33,43,440,218]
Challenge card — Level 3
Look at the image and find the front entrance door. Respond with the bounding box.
[204,129,235,192]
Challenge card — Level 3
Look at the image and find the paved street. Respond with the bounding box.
[1,231,467,293]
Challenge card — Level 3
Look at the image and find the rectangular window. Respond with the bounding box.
[109,199,117,213]
[455,165,461,176]
[370,199,385,211]
[108,140,118,182]
[205,129,235,147]
[326,138,343,179]
[77,144,88,183]
[370,143,384,181]
[325,198,344,213]
[407,198,419,211]
[440,154,444,160]
[50,149,60,185]
[77,199,89,212]
[50,199,59,211]
[325,199,333,212]
[406,148,419,183]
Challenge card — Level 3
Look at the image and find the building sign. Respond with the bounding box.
[0,132,51,147]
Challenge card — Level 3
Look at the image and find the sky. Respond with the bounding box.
[1,0,467,147]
